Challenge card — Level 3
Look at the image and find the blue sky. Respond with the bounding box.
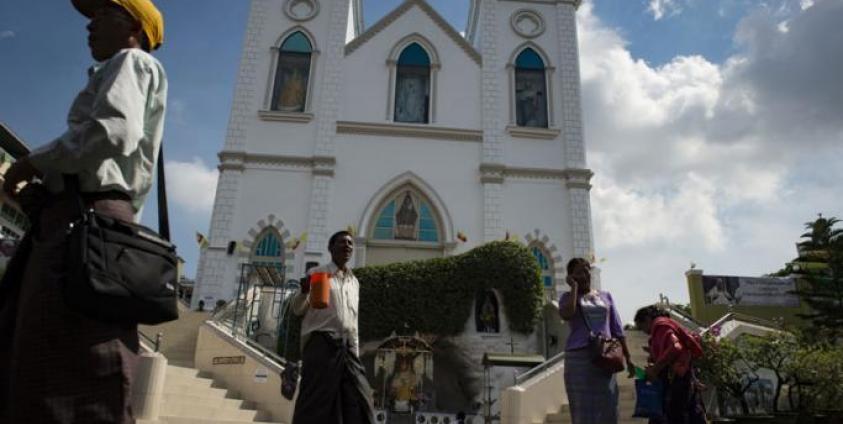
[2,0,841,320]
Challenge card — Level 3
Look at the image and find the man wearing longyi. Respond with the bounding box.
[291,231,376,424]
[0,0,166,422]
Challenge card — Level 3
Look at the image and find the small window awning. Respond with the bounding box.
[482,353,545,368]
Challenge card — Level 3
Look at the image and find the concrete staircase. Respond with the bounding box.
[542,330,651,424]
[136,303,284,424]
[140,364,282,424]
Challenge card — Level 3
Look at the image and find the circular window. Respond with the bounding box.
[510,9,545,39]
[284,0,319,22]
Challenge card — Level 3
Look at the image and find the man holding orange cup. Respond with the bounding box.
[291,231,374,424]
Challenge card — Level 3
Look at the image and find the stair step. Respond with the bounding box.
[161,395,252,412]
[165,372,218,388]
[166,365,201,378]
[155,416,282,424]
[160,403,260,421]
[163,382,234,399]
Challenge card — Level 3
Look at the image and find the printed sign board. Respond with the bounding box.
[212,356,246,365]
[702,275,799,307]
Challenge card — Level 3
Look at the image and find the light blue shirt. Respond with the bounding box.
[28,48,168,213]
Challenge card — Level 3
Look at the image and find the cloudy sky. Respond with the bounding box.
[1,0,841,320]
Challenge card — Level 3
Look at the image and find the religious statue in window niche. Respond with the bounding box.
[395,76,426,123]
[475,290,500,333]
[279,68,306,112]
[395,192,418,240]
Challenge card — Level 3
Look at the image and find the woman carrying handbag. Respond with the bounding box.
[559,258,635,424]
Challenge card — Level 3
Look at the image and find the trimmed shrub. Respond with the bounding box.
[279,241,544,361]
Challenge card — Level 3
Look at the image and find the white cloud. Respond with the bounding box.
[0,30,15,40]
[165,158,218,214]
[575,0,843,320]
[647,0,681,20]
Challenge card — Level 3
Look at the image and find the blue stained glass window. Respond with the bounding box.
[255,231,283,257]
[531,246,553,288]
[281,31,312,53]
[515,48,544,70]
[397,43,431,66]
[371,195,440,242]
[418,202,439,242]
[373,200,396,240]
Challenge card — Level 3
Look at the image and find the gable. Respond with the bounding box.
[345,0,481,65]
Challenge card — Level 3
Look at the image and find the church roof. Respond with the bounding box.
[345,0,482,65]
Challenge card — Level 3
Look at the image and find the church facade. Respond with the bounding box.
[193,0,594,315]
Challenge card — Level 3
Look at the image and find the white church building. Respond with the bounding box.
[193,0,595,310]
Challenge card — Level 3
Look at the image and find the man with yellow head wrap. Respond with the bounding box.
[0,1,167,422]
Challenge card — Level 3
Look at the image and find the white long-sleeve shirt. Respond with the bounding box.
[27,48,168,213]
[291,262,361,357]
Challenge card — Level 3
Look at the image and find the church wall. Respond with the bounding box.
[340,6,482,129]
[499,178,573,262]
[231,168,314,243]
[328,133,484,257]
[446,290,542,414]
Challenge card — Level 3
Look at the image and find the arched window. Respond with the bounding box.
[372,190,440,242]
[271,31,312,113]
[394,43,431,124]
[251,228,285,276]
[514,48,548,128]
[531,245,554,288]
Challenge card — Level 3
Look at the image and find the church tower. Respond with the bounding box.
[466,0,593,256]
[194,0,354,305]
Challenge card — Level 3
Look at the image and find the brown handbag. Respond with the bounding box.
[579,296,626,374]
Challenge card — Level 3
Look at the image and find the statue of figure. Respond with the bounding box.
[476,291,499,333]
[395,192,418,240]
[390,356,419,412]
[279,68,305,112]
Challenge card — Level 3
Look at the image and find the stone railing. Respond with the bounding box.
[500,351,567,424]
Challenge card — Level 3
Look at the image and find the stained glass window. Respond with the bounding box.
[271,32,312,112]
[515,48,548,128]
[371,191,439,242]
[531,245,554,288]
[394,43,430,124]
[252,229,285,276]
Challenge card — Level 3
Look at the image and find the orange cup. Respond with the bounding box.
[309,272,331,309]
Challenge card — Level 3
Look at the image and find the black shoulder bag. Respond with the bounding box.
[63,148,179,325]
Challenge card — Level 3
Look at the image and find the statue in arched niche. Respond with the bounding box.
[475,290,500,333]
[395,191,418,240]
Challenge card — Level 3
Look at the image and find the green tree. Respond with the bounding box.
[743,332,797,413]
[784,341,843,413]
[698,335,760,416]
[791,215,843,337]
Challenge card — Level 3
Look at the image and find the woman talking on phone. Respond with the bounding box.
[559,258,634,424]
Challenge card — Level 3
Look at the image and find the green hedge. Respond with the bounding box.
[279,241,543,360]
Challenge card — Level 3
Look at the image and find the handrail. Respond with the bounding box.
[701,312,781,336]
[207,319,290,368]
[139,330,163,352]
[514,350,566,386]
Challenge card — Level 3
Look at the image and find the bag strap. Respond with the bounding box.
[156,147,171,241]
[63,147,171,241]
[577,294,596,335]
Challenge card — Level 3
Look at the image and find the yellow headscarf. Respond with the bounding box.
[72,0,164,50]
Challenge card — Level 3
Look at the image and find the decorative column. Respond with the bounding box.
[304,0,348,258]
[479,0,505,242]
[556,2,595,285]
[193,0,269,307]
